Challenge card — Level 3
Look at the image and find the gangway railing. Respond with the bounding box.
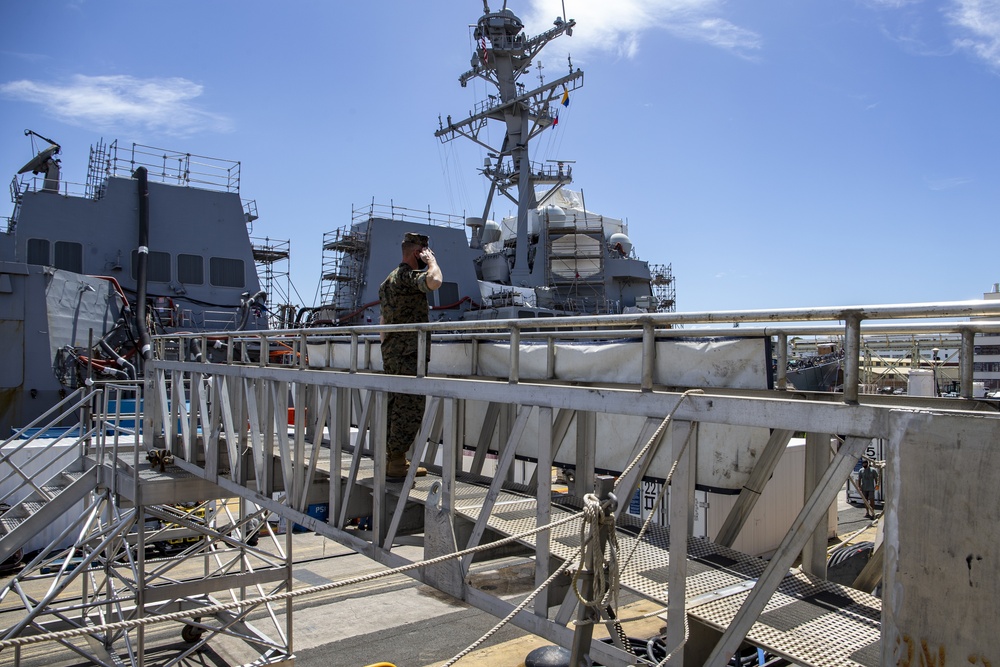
[131,299,1000,666]
[0,382,143,510]
[4,300,999,666]
[0,388,95,505]
[171,299,1000,400]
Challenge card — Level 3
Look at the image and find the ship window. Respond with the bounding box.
[177,254,204,285]
[26,238,49,265]
[130,250,171,282]
[210,257,245,288]
[54,241,83,273]
[437,281,459,307]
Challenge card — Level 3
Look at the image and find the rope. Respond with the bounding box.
[610,389,704,665]
[0,509,586,651]
[5,387,708,664]
[439,546,581,667]
[615,389,704,488]
[557,391,704,663]
[572,494,618,609]
[440,388,707,666]
[569,493,632,656]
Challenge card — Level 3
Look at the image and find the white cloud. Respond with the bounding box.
[925,175,973,190]
[521,0,760,62]
[947,0,1000,69]
[864,0,923,8]
[0,74,232,136]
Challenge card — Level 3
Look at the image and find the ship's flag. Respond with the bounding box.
[481,37,489,65]
[561,87,570,107]
[553,111,559,126]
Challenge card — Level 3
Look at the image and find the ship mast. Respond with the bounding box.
[436,3,583,285]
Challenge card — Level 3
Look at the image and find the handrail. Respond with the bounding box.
[0,388,98,505]
[2,388,88,447]
[0,383,142,509]
[151,299,1000,402]
[161,299,1000,338]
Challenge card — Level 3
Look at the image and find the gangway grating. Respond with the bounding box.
[342,456,880,667]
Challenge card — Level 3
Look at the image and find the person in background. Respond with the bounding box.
[859,459,879,519]
[378,232,442,481]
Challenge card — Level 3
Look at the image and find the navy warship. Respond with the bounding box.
[304,2,675,326]
[1,131,269,434]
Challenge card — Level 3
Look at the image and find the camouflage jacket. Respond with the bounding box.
[379,262,431,361]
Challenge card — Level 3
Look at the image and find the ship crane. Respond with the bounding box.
[435,5,582,284]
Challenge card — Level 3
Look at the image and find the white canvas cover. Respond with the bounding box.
[306,336,771,489]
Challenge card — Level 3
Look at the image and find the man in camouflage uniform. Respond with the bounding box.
[378,232,443,480]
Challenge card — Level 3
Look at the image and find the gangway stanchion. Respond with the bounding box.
[568,475,619,666]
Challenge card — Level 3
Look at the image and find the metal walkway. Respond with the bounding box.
[345,457,881,666]
[1,300,999,666]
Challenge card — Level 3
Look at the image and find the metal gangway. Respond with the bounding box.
[2,300,1000,666]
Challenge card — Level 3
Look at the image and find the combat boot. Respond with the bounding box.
[386,452,428,481]
[386,452,409,481]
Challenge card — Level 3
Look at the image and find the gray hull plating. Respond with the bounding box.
[3,147,266,434]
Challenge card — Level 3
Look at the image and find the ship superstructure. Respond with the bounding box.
[1,135,270,433]
[312,2,673,325]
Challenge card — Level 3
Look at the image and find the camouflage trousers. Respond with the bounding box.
[383,352,426,457]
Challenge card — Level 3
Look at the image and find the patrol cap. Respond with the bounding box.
[403,232,429,246]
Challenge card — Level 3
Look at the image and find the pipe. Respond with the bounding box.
[237,290,267,331]
[99,339,136,379]
[843,313,861,404]
[134,167,152,361]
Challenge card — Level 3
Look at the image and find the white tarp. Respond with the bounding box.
[306,337,771,489]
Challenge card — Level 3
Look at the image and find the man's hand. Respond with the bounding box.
[420,248,443,290]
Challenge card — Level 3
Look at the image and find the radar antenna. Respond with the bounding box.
[18,130,62,193]
[437,5,582,284]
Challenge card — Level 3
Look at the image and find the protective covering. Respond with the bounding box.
[45,270,121,367]
[307,336,772,489]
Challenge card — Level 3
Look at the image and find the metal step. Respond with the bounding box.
[0,464,99,565]
[345,457,880,667]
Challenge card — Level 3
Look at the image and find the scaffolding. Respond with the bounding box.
[544,213,607,313]
[319,224,370,311]
[251,237,292,329]
[649,263,676,312]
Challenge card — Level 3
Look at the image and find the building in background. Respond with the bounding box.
[974,283,1000,393]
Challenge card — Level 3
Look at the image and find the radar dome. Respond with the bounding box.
[609,233,632,256]
[481,220,502,244]
[541,205,567,226]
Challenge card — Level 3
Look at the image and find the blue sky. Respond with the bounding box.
[2,0,999,312]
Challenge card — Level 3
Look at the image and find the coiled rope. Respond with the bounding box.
[476,388,705,665]
[607,388,703,665]
[451,387,707,666]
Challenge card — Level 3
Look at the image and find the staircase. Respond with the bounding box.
[0,466,98,565]
[0,388,110,566]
